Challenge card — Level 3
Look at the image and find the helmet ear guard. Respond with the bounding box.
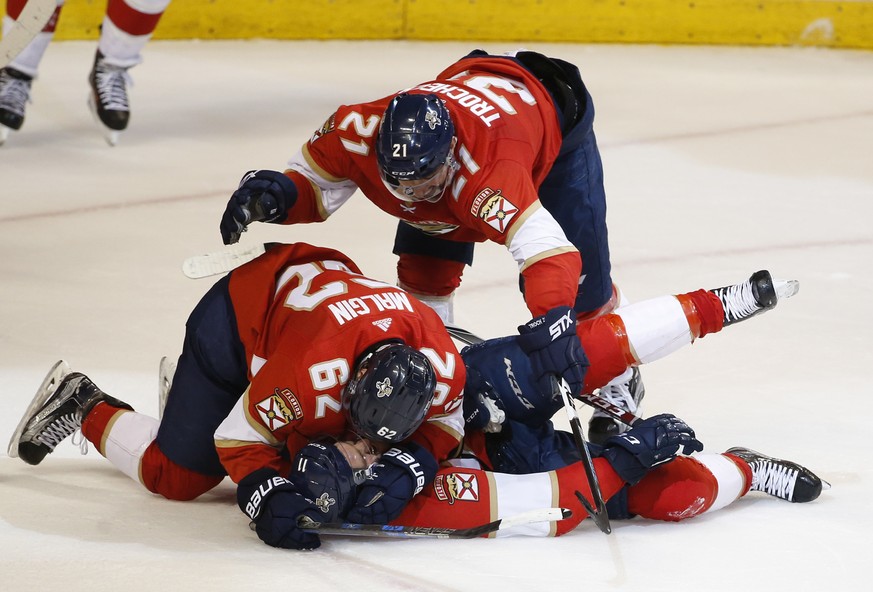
[342,342,437,443]
[376,93,455,190]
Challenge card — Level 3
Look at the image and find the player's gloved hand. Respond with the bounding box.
[346,443,438,524]
[600,413,704,485]
[237,468,320,550]
[463,365,506,432]
[517,306,588,398]
[220,169,297,244]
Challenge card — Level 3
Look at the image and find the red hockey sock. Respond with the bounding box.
[139,442,224,501]
[554,458,626,535]
[675,289,724,339]
[627,457,719,521]
[397,253,465,296]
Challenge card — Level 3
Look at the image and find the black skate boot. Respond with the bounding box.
[0,66,33,145]
[10,361,133,466]
[88,50,131,145]
[726,447,829,503]
[710,270,799,327]
[588,367,645,445]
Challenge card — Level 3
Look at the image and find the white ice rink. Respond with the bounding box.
[1,40,871,591]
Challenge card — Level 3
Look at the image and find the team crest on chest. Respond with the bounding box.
[478,191,518,233]
[433,472,480,504]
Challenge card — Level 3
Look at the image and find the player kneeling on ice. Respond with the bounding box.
[9,242,819,547]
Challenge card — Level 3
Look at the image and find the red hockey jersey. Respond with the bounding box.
[282,54,581,315]
[214,243,466,483]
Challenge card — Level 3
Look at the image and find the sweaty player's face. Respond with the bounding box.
[335,439,381,469]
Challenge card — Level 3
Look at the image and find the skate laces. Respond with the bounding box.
[93,61,132,112]
[0,70,32,116]
[717,280,759,321]
[749,459,799,500]
[35,411,85,453]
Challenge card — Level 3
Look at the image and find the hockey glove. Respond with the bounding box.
[517,306,588,398]
[220,169,297,244]
[237,468,320,550]
[600,413,703,485]
[346,443,438,524]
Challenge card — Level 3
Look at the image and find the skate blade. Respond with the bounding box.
[774,279,800,301]
[87,94,123,146]
[7,360,72,458]
[158,356,176,419]
[0,124,10,146]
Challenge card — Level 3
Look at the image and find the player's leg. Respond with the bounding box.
[12,275,247,501]
[579,271,798,443]
[622,451,826,522]
[393,220,473,324]
[0,0,63,141]
[142,273,249,499]
[88,0,170,142]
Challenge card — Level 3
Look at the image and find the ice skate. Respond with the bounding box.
[726,447,829,503]
[10,362,132,466]
[710,270,799,327]
[0,66,33,145]
[588,367,645,445]
[87,50,132,146]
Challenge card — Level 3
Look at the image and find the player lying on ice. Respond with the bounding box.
[9,242,823,549]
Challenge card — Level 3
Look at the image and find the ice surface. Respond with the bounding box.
[1,40,871,591]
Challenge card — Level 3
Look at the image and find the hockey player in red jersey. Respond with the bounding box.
[0,0,170,145]
[10,242,466,548]
[9,241,813,548]
[217,49,634,442]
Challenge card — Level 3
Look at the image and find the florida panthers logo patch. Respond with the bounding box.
[478,191,518,233]
[255,394,294,431]
[433,472,480,504]
[376,377,393,398]
[425,109,442,130]
[314,492,337,514]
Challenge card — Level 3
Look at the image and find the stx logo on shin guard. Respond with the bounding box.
[549,310,574,340]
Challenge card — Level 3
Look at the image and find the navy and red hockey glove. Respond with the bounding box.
[346,443,438,524]
[600,413,704,485]
[237,468,320,550]
[220,169,297,244]
[517,306,588,398]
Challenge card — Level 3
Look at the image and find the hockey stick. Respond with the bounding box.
[181,242,275,279]
[444,325,641,426]
[553,375,611,535]
[296,507,571,539]
[445,325,611,534]
[0,0,55,68]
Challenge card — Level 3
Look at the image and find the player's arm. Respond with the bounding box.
[508,202,582,316]
[218,108,363,244]
[213,387,287,483]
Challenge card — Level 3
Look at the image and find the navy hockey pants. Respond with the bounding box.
[155,275,249,476]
